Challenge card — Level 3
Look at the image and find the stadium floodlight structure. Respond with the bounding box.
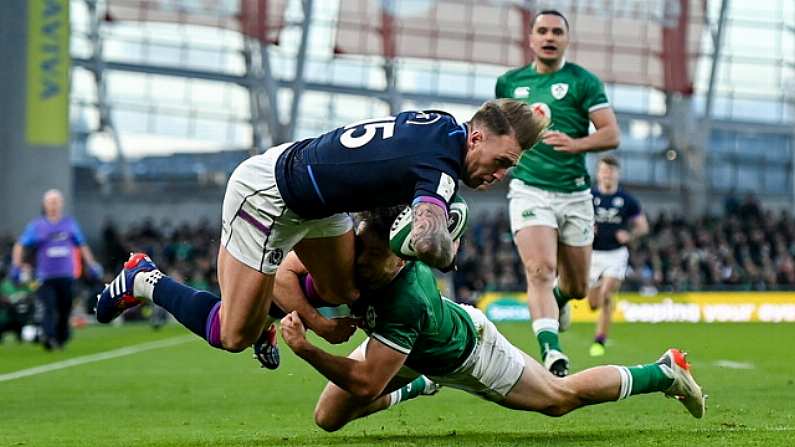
[71,0,290,183]
[68,0,795,213]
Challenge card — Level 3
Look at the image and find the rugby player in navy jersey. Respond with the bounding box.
[95,99,546,366]
[586,156,648,356]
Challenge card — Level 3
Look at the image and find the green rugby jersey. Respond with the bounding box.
[496,61,610,192]
[351,261,476,376]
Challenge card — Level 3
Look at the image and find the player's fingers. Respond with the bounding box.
[280,313,295,328]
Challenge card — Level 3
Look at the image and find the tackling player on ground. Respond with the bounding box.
[95,100,546,367]
[496,10,620,376]
[276,207,705,431]
[587,156,648,356]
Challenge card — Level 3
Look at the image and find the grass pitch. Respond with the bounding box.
[1,322,793,446]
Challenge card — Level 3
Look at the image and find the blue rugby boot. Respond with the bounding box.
[253,324,280,370]
[95,253,158,323]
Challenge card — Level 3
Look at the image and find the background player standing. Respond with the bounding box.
[587,156,649,356]
[495,10,620,375]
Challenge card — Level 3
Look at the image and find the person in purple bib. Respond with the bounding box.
[11,189,102,350]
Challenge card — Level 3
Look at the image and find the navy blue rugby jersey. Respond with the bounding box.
[592,186,641,251]
[275,111,466,219]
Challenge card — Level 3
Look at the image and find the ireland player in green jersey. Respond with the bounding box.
[496,10,621,376]
[277,208,705,432]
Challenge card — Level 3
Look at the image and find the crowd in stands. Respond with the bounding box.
[455,196,795,301]
[99,217,222,297]
[2,197,794,312]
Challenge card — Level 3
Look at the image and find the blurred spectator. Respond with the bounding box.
[10,190,102,350]
[5,204,794,313]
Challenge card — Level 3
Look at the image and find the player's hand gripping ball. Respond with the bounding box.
[389,194,469,260]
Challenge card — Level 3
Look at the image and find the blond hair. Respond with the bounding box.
[471,99,547,150]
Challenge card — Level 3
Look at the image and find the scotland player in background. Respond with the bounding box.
[587,156,648,357]
[96,99,546,367]
[11,189,102,350]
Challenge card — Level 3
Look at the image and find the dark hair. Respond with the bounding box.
[356,206,406,242]
[532,9,569,31]
[599,155,620,168]
[471,99,547,151]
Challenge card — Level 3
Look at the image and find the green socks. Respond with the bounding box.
[553,286,573,308]
[387,376,434,408]
[532,318,561,359]
[614,363,675,399]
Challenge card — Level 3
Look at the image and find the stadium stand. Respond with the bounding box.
[454,197,795,304]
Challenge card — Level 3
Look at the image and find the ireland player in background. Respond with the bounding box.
[277,207,705,431]
[587,156,648,357]
[496,10,620,376]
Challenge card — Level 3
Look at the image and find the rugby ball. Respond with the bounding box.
[389,194,469,260]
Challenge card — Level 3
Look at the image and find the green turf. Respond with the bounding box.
[1,322,793,446]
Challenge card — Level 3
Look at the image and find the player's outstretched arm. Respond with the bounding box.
[274,254,357,344]
[411,202,455,269]
[281,311,406,400]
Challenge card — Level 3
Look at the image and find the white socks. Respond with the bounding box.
[133,269,164,300]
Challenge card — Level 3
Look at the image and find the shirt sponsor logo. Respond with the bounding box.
[551,83,569,100]
[436,172,456,202]
[612,197,624,207]
[513,86,530,98]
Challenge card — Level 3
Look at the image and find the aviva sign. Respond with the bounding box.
[26,0,70,146]
[479,291,795,323]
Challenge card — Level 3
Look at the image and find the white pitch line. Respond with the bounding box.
[0,335,196,383]
[713,360,755,370]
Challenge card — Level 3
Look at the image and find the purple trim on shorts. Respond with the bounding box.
[205,301,223,348]
[237,209,271,235]
[412,195,448,217]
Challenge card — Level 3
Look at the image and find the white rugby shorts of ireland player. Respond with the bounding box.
[507,179,594,247]
[428,305,525,401]
[220,142,353,274]
[589,246,630,287]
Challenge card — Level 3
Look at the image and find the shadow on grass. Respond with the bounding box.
[140,428,640,447]
[307,429,633,446]
[125,425,790,447]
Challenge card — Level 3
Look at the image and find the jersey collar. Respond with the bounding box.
[532,58,566,74]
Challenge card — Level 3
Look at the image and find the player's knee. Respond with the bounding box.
[220,329,255,352]
[314,407,345,432]
[524,261,556,286]
[540,403,572,417]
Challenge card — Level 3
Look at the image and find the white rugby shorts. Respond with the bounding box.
[220,143,353,274]
[508,179,594,247]
[589,246,630,286]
